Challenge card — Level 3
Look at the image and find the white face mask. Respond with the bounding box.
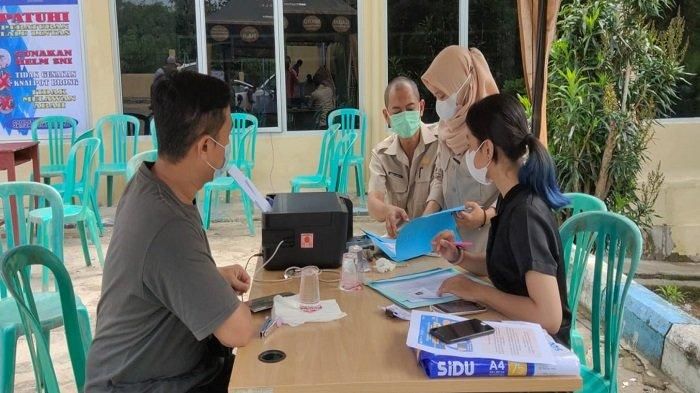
[435,75,471,121]
[465,140,492,185]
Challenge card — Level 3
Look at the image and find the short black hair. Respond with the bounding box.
[384,76,420,107]
[151,71,231,162]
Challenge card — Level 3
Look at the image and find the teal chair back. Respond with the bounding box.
[230,113,258,172]
[328,108,366,159]
[328,130,358,193]
[62,138,101,206]
[126,150,158,181]
[1,245,90,392]
[31,116,78,168]
[316,124,340,180]
[74,128,94,143]
[564,192,607,216]
[149,117,158,150]
[559,211,643,392]
[95,114,140,166]
[0,182,64,297]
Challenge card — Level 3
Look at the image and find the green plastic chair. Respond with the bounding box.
[0,182,64,290]
[149,117,158,150]
[328,109,367,205]
[564,193,608,216]
[71,129,104,235]
[126,149,158,182]
[1,245,91,393]
[200,126,257,234]
[95,114,140,206]
[559,211,643,393]
[0,183,90,393]
[225,113,258,204]
[327,129,358,194]
[30,116,78,184]
[290,124,340,192]
[560,192,607,358]
[30,138,105,267]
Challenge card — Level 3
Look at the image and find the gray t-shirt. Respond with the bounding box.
[86,163,239,393]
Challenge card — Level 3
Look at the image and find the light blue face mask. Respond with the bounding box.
[389,110,422,138]
[205,136,232,178]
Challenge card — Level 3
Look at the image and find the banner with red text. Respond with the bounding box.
[0,0,88,139]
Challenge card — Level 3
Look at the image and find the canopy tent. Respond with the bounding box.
[517,0,560,146]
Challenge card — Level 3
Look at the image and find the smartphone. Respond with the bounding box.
[431,300,487,316]
[248,292,295,313]
[429,318,495,344]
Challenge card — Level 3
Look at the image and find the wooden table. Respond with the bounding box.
[229,256,581,392]
[0,141,41,240]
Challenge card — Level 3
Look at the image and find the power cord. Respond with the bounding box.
[247,240,340,283]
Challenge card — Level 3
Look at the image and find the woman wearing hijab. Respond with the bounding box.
[421,46,500,252]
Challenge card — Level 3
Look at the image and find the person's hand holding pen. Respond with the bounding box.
[385,205,409,238]
[454,201,487,230]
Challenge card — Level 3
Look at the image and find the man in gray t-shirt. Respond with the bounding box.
[86,71,253,393]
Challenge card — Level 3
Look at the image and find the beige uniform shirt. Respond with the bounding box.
[368,123,439,218]
[428,138,499,252]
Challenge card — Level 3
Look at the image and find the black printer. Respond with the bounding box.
[262,192,352,270]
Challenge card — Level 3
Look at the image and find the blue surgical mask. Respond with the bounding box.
[205,137,232,178]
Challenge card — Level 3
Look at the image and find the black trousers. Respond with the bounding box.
[189,337,235,393]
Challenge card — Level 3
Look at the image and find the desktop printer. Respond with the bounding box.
[262,192,353,270]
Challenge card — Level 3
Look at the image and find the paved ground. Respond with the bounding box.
[9,203,689,392]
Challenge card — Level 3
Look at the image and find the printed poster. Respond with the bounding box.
[0,0,88,139]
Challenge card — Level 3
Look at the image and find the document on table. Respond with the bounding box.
[363,206,464,262]
[227,165,272,213]
[366,267,460,309]
[406,311,556,365]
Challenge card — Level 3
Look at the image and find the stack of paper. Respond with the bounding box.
[406,311,580,378]
[363,206,464,262]
[366,268,460,309]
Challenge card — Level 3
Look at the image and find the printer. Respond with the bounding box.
[262,192,352,270]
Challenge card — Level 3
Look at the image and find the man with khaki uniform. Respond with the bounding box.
[368,77,439,237]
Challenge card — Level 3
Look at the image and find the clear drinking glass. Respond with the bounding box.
[339,253,361,291]
[298,265,321,306]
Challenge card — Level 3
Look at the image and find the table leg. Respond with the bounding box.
[6,157,19,243]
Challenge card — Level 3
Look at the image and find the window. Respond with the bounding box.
[387,0,524,122]
[387,0,459,123]
[205,0,279,127]
[468,0,524,96]
[283,0,359,131]
[116,0,198,133]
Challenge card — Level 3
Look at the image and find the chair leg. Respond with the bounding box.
[201,188,212,230]
[86,213,105,266]
[90,191,104,236]
[76,306,93,350]
[39,223,51,291]
[0,328,18,393]
[106,176,114,207]
[77,221,92,267]
[241,193,255,236]
[226,190,231,204]
[355,164,367,207]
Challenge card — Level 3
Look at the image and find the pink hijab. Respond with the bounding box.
[422,46,499,155]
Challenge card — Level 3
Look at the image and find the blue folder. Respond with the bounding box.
[363,206,463,262]
[366,267,460,309]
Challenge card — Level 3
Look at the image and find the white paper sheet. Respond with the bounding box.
[406,311,556,365]
[227,165,272,213]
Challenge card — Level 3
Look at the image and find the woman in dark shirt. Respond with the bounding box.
[434,93,572,345]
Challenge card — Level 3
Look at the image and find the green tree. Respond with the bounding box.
[547,0,688,235]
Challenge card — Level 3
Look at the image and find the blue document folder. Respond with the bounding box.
[363,206,463,262]
[366,267,460,309]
